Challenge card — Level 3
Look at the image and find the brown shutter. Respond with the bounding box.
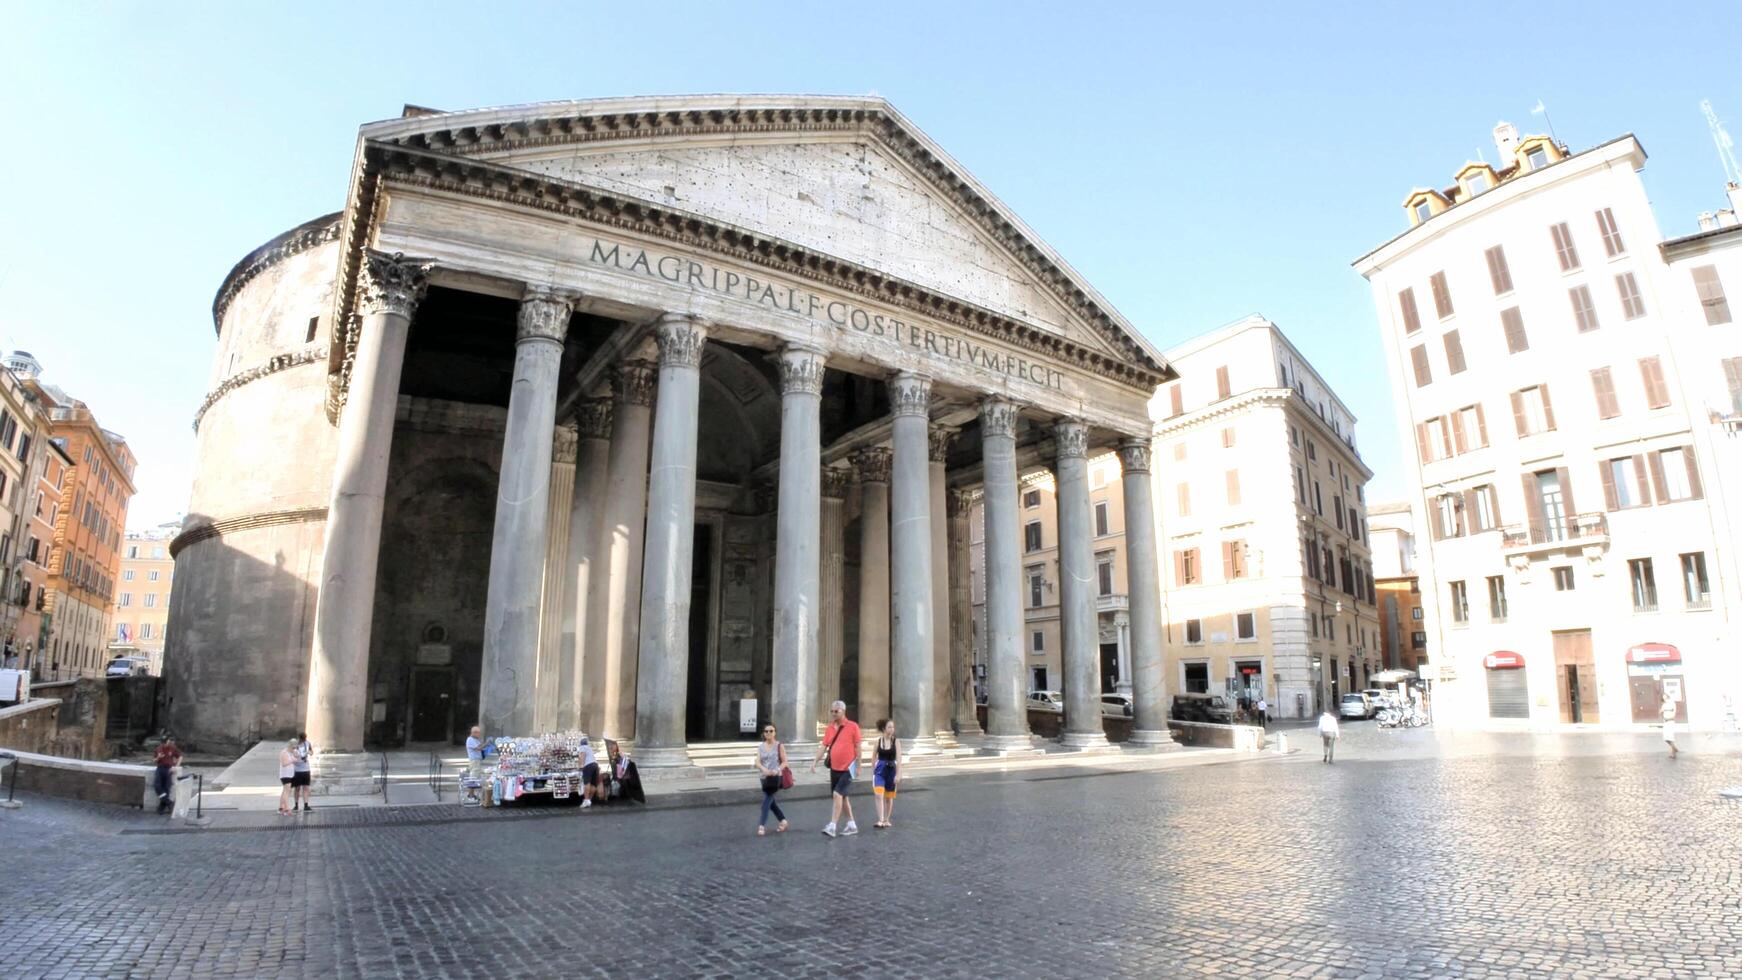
[1188,548,1201,584]
[1510,391,1527,437]
[1216,365,1231,400]
[1474,403,1489,447]
[1450,411,1468,454]
[1410,345,1431,387]
[1590,368,1619,419]
[1539,384,1557,430]
[1428,495,1444,541]
[1638,357,1669,409]
[1462,489,1478,531]
[1502,307,1528,353]
[1685,448,1704,499]
[1486,484,1502,526]
[1173,550,1184,585]
[1416,422,1432,463]
[1444,329,1466,373]
[1629,455,1650,509]
[1555,466,1576,516]
[1522,474,1545,538]
[1222,541,1234,580]
[1399,288,1422,334]
[1225,469,1241,506]
[1600,460,1619,511]
[1647,452,1668,504]
[1723,357,1742,415]
[1169,385,1183,417]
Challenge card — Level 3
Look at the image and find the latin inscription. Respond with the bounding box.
[587,240,1067,390]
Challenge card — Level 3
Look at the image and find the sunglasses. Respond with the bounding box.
[762,728,775,734]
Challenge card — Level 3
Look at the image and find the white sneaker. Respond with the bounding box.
[821,822,837,837]
[842,821,859,836]
[581,799,592,809]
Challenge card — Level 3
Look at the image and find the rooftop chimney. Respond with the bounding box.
[1699,212,1717,231]
[1727,181,1742,217]
[1493,121,1520,160]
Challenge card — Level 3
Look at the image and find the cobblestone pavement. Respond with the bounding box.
[3,726,1740,979]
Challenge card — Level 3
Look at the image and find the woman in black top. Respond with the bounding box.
[872,719,899,828]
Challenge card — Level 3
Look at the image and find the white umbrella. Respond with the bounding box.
[1371,669,1417,684]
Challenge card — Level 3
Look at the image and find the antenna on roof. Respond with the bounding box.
[1530,99,1559,146]
[1701,99,1742,187]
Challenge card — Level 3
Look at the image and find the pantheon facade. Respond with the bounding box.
[163,96,1176,774]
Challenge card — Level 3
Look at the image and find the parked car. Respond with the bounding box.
[1100,693,1134,718]
[105,657,149,678]
[1026,690,1065,713]
[1169,693,1233,724]
[1339,692,1371,719]
[1362,689,1392,716]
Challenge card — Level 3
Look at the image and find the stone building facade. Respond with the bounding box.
[163,97,1179,774]
[108,522,180,674]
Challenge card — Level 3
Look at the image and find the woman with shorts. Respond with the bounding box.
[277,738,299,815]
[872,719,899,828]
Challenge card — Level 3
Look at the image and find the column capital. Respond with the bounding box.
[358,250,434,319]
[575,397,613,439]
[552,421,579,464]
[947,487,977,518]
[821,465,852,499]
[517,288,578,345]
[852,446,892,484]
[979,398,1019,440]
[654,313,708,369]
[1114,611,1130,629]
[927,426,956,463]
[612,360,658,407]
[1116,437,1153,474]
[776,345,827,396]
[888,372,932,417]
[1054,418,1089,460]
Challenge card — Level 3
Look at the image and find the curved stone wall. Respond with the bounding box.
[164,227,341,751]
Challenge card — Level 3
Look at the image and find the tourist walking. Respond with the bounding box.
[152,737,183,814]
[755,723,790,835]
[1661,696,1679,758]
[1318,710,1340,763]
[808,699,861,837]
[293,732,314,811]
[1255,696,1269,730]
[277,738,299,815]
[872,719,899,829]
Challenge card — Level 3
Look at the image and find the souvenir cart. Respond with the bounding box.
[483,732,590,806]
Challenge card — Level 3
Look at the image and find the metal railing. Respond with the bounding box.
[175,771,204,821]
[1500,512,1608,549]
[428,752,443,803]
[377,753,389,804]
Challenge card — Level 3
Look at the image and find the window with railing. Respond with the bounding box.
[1629,558,1658,613]
[1681,552,1711,610]
[1487,576,1508,622]
[1449,580,1470,624]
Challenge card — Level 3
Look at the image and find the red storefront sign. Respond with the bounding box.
[1626,643,1681,664]
[1484,651,1526,670]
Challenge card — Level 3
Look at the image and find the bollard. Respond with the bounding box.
[0,751,20,809]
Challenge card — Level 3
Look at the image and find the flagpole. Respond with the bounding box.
[1533,99,1560,146]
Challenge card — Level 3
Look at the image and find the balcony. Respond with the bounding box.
[1499,512,1608,558]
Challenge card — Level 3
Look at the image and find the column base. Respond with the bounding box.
[931,729,960,750]
[976,732,1044,757]
[902,734,942,756]
[1059,730,1112,750]
[311,752,381,797]
[785,740,821,765]
[1123,728,1178,751]
[952,716,984,736]
[633,744,698,770]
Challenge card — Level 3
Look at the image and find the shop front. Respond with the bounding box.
[1483,651,1529,720]
[1625,643,1686,724]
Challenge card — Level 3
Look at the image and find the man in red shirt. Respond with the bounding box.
[808,700,861,837]
[152,738,183,814]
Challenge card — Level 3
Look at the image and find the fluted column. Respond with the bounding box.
[1119,438,1173,746]
[978,398,1031,751]
[853,447,891,726]
[480,288,575,739]
[582,362,656,739]
[633,314,709,768]
[533,423,577,731]
[948,487,981,735]
[816,466,849,729]
[928,426,955,745]
[889,372,937,753]
[560,399,612,731]
[1055,419,1108,748]
[770,346,825,756]
[307,250,431,758]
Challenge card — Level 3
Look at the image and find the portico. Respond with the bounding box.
[171,96,1176,775]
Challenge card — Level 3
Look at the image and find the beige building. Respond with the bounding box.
[1355,123,1742,730]
[0,355,59,666]
[109,522,180,673]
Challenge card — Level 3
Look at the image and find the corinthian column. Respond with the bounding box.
[888,372,936,754]
[948,488,981,735]
[307,250,431,763]
[480,288,575,739]
[770,345,825,756]
[853,447,891,726]
[978,398,1032,752]
[1054,419,1108,748]
[560,399,612,730]
[533,422,578,731]
[582,362,656,739]
[928,426,955,745]
[816,466,849,729]
[1119,438,1173,747]
[633,314,708,768]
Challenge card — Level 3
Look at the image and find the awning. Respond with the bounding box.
[1484,651,1525,670]
[1627,643,1681,665]
[1371,669,1416,683]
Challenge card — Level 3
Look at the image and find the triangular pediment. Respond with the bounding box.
[361,97,1171,379]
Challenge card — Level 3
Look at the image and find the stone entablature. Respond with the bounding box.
[211,214,340,334]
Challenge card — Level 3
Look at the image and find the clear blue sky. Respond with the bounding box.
[4,2,1738,525]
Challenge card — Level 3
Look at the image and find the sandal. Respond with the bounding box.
[776,820,788,833]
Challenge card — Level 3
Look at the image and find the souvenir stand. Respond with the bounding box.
[481,732,589,806]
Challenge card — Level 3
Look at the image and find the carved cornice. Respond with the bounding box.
[888,372,931,418]
[948,487,978,518]
[366,107,1168,384]
[776,346,826,397]
[613,360,658,407]
[169,506,328,559]
[358,249,434,319]
[575,397,613,439]
[211,214,341,336]
[552,421,578,464]
[821,465,852,499]
[979,398,1019,440]
[518,288,576,344]
[928,426,955,463]
[1054,419,1089,460]
[654,314,708,370]
[852,446,892,484]
[191,345,326,432]
[1116,439,1152,475]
